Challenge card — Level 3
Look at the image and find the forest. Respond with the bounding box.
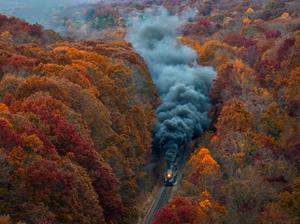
[0,0,299,224]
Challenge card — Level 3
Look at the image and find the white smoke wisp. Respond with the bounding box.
[127,7,216,164]
[0,0,102,29]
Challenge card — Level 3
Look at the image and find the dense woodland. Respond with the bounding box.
[151,0,300,223]
[0,13,158,224]
[0,0,300,224]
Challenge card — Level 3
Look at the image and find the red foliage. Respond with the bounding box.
[24,157,74,196]
[0,15,42,37]
[153,207,180,224]
[265,30,281,39]
[0,118,21,147]
[277,38,295,65]
[0,11,157,223]
[287,99,300,116]
[254,59,277,87]
[224,33,257,48]
[173,198,198,223]
[22,128,57,154]
[28,24,43,36]
[52,117,124,221]
[198,18,211,27]
[266,175,288,184]
[0,14,8,26]
[2,54,36,74]
[153,197,198,224]
[11,95,124,222]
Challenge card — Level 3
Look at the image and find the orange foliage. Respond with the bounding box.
[197,191,226,220]
[216,100,254,135]
[0,103,9,112]
[154,194,225,224]
[189,147,220,175]
[21,134,44,152]
[179,36,204,61]
[1,0,300,223]
[199,40,238,66]
[0,215,11,224]
[0,14,157,224]
[210,59,256,105]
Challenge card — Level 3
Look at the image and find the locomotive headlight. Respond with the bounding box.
[167,173,172,178]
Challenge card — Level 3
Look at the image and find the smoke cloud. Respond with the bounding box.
[127,8,216,164]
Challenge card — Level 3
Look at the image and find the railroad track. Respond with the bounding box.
[143,186,172,224]
[142,143,193,224]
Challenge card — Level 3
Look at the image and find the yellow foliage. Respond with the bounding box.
[0,31,13,43]
[261,88,271,98]
[279,12,291,20]
[245,7,254,14]
[243,17,252,25]
[199,199,212,211]
[197,191,227,220]
[53,46,111,70]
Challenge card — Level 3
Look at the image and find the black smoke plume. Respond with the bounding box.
[128,8,216,164]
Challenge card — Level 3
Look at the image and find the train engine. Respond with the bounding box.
[164,164,178,186]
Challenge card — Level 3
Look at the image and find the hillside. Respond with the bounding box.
[150,1,300,223]
[0,14,157,224]
[0,0,299,224]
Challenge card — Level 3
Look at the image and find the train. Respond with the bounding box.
[163,141,197,187]
[164,164,178,186]
[163,144,182,186]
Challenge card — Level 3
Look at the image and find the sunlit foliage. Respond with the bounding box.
[0,14,157,223]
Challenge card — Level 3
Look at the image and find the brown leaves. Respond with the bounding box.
[216,100,254,135]
[0,15,157,223]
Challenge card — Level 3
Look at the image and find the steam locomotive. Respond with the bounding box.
[164,164,178,186]
[163,141,196,186]
[163,144,182,186]
[162,139,197,186]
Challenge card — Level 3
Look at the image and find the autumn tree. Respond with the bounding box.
[285,66,300,116]
[153,197,198,224]
[215,99,254,136]
[183,147,222,196]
